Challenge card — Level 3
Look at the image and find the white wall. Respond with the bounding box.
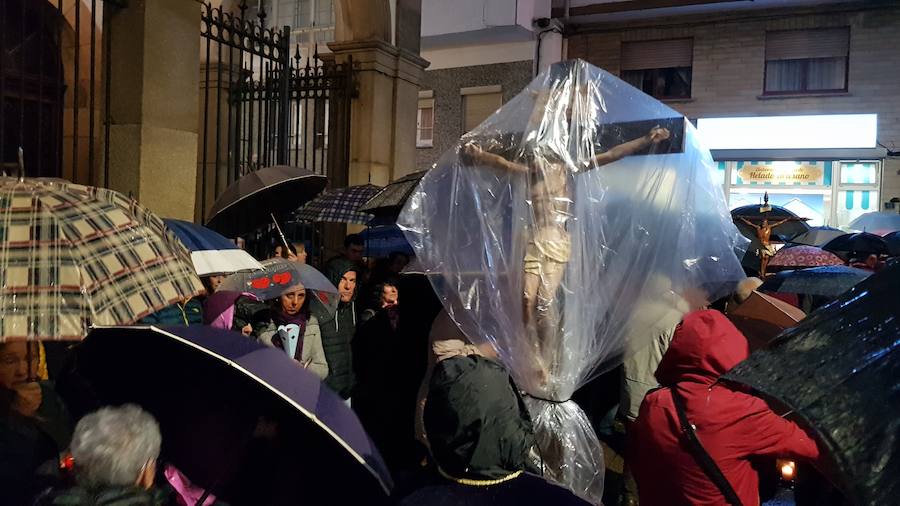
[423,40,534,69]
[422,0,519,36]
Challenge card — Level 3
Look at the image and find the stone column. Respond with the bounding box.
[329,0,428,187]
[105,0,201,221]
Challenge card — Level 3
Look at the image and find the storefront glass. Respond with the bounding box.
[719,160,880,229]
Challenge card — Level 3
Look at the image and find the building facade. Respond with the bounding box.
[562,0,900,228]
[414,0,559,170]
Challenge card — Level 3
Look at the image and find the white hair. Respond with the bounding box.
[70,404,162,487]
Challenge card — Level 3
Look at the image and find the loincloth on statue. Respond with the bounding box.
[524,237,571,276]
[756,244,777,258]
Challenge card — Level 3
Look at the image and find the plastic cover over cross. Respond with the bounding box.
[399,60,747,502]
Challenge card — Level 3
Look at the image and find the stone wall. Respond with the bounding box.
[567,3,900,203]
[415,60,533,170]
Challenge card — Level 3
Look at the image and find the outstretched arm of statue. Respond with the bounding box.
[586,126,671,169]
[768,218,795,228]
[738,217,761,230]
[461,143,529,173]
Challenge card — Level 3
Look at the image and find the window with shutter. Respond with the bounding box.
[620,38,693,100]
[463,91,503,133]
[764,28,850,95]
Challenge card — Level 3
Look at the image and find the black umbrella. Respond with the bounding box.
[821,232,888,258]
[72,326,392,505]
[760,265,871,297]
[789,226,846,247]
[724,262,900,506]
[882,231,900,256]
[731,204,810,243]
[358,170,427,216]
[206,165,327,237]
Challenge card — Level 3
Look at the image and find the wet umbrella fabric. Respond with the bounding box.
[358,170,427,216]
[723,262,900,506]
[731,205,810,243]
[882,231,900,256]
[292,184,381,225]
[218,258,339,316]
[205,166,327,237]
[163,219,263,277]
[760,266,871,297]
[0,178,204,341]
[789,226,845,247]
[822,232,888,257]
[360,224,414,258]
[848,211,900,235]
[767,245,844,269]
[74,325,393,503]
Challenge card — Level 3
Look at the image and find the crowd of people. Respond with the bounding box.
[1,227,853,506]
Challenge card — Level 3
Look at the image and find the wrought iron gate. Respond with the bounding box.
[0,0,107,183]
[199,1,354,222]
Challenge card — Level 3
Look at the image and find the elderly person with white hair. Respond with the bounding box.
[35,404,166,506]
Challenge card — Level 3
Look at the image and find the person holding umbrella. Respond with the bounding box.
[1,341,73,505]
[261,283,329,380]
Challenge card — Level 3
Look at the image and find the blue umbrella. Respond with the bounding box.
[760,265,871,297]
[360,224,414,258]
[75,325,392,503]
[164,219,263,277]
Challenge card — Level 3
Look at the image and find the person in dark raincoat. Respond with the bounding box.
[397,350,589,505]
[316,259,358,399]
[628,310,822,506]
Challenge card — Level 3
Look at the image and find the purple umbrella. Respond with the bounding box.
[74,325,392,504]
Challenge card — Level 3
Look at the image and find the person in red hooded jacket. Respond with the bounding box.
[628,309,821,506]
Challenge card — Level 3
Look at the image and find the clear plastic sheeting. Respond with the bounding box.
[399,60,746,502]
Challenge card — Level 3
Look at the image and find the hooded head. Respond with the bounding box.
[655,309,750,387]
[425,355,537,480]
[327,258,358,304]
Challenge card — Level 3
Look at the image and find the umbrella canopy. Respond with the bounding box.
[163,219,263,277]
[360,224,414,258]
[292,184,380,225]
[206,166,327,237]
[822,232,888,257]
[75,325,393,503]
[358,170,427,216]
[789,226,845,247]
[760,265,871,297]
[731,204,810,243]
[723,262,900,506]
[767,245,844,269]
[0,178,203,341]
[218,258,338,314]
[848,211,900,235]
[882,231,900,256]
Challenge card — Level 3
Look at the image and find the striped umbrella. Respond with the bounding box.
[0,178,204,341]
[163,219,263,277]
[293,184,381,225]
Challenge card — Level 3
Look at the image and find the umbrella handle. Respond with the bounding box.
[17,147,25,182]
[270,213,291,254]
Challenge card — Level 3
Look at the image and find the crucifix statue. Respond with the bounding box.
[461,79,671,381]
[734,193,809,276]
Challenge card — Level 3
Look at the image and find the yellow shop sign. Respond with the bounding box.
[737,164,824,185]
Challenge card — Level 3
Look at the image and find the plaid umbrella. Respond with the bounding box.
[292,184,380,225]
[761,265,872,297]
[0,178,204,341]
[767,245,844,269]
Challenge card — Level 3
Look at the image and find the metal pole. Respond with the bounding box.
[214,6,224,200]
[73,0,81,180]
[201,2,212,221]
[277,26,290,165]
[88,0,97,184]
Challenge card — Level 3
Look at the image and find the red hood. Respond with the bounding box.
[655,310,750,387]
